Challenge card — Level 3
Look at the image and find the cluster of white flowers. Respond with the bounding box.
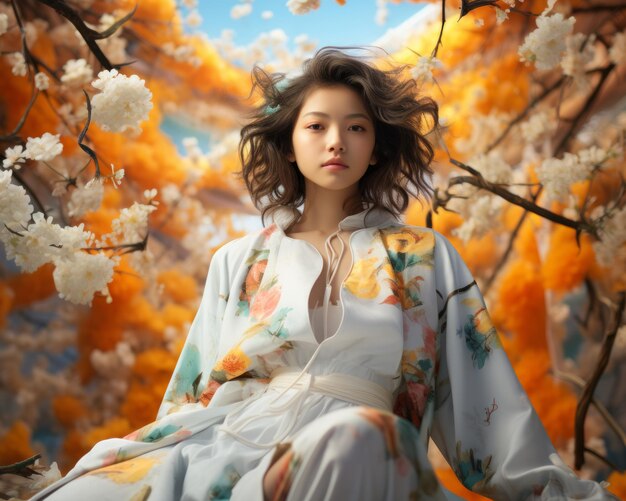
[452,195,504,243]
[0,170,33,238]
[536,146,613,201]
[186,10,203,27]
[495,7,510,25]
[470,151,513,184]
[375,0,388,26]
[3,212,94,272]
[162,42,200,66]
[2,133,64,169]
[24,132,63,161]
[110,201,157,242]
[609,31,626,66]
[182,136,204,161]
[91,69,153,133]
[455,112,512,156]
[561,33,596,91]
[91,341,135,375]
[3,144,26,169]
[60,58,94,87]
[67,178,105,217]
[411,56,444,84]
[518,13,576,70]
[520,110,557,144]
[591,205,626,267]
[53,251,116,305]
[0,170,119,305]
[231,3,252,19]
[10,52,27,77]
[287,0,320,15]
[35,71,50,90]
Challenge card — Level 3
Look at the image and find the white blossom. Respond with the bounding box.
[474,18,485,27]
[561,33,595,91]
[111,202,157,242]
[0,12,8,36]
[411,56,444,83]
[53,251,115,305]
[520,110,557,144]
[231,3,252,19]
[518,13,576,70]
[609,32,626,66]
[0,170,33,237]
[4,212,94,272]
[110,164,125,187]
[470,151,513,184]
[592,205,626,267]
[535,152,592,201]
[3,145,27,169]
[495,7,509,25]
[452,195,502,243]
[91,69,153,133]
[10,52,27,77]
[34,71,50,90]
[375,0,388,25]
[286,0,320,15]
[60,58,94,87]
[24,132,63,161]
[30,462,62,492]
[261,10,274,20]
[186,10,203,27]
[67,178,104,217]
[183,136,203,160]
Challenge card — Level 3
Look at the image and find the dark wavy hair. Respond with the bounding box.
[236,46,439,225]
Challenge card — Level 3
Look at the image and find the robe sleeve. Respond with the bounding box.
[429,230,616,500]
[156,238,239,419]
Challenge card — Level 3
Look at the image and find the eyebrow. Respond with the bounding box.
[302,111,372,121]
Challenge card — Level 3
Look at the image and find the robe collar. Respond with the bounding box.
[268,204,401,233]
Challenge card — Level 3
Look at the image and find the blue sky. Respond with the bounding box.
[193,1,426,49]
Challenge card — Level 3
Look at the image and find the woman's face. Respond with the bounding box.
[288,84,376,196]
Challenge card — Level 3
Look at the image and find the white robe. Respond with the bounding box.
[31,205,616,501]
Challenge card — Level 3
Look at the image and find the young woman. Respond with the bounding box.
[32,47,616,501]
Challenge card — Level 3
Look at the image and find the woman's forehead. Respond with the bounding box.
[297,85,370,118]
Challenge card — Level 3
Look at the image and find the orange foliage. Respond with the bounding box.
[61,417,132,472]
[435,467,490,500]
[0,281,13,329]
[7,263,56,309]
[158,269,198,303]
[491,259,547,351]
[0,421,36,465]
[52,395,89,429]
[510,350,577,447]
[541,226,596,293]
[121,348,178,428]
[606,471,626,500]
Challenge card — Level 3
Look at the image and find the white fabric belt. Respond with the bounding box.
[218,367,393,449]
[269,367,393,411]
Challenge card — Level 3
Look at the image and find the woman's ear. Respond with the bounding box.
[369,153,377,166]
[287,151,295,162]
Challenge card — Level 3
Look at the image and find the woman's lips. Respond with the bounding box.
[322,163,348,171]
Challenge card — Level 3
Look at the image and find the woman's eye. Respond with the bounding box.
[306,124,322,130]
[349,125,365,132]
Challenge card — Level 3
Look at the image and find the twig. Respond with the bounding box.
[0,453,41,476]
[553,369,626,447]
[11,169,48,218]
[446,163,598,237]
[574,291,626,470]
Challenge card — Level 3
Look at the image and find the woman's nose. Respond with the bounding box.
[326,127,345,152]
